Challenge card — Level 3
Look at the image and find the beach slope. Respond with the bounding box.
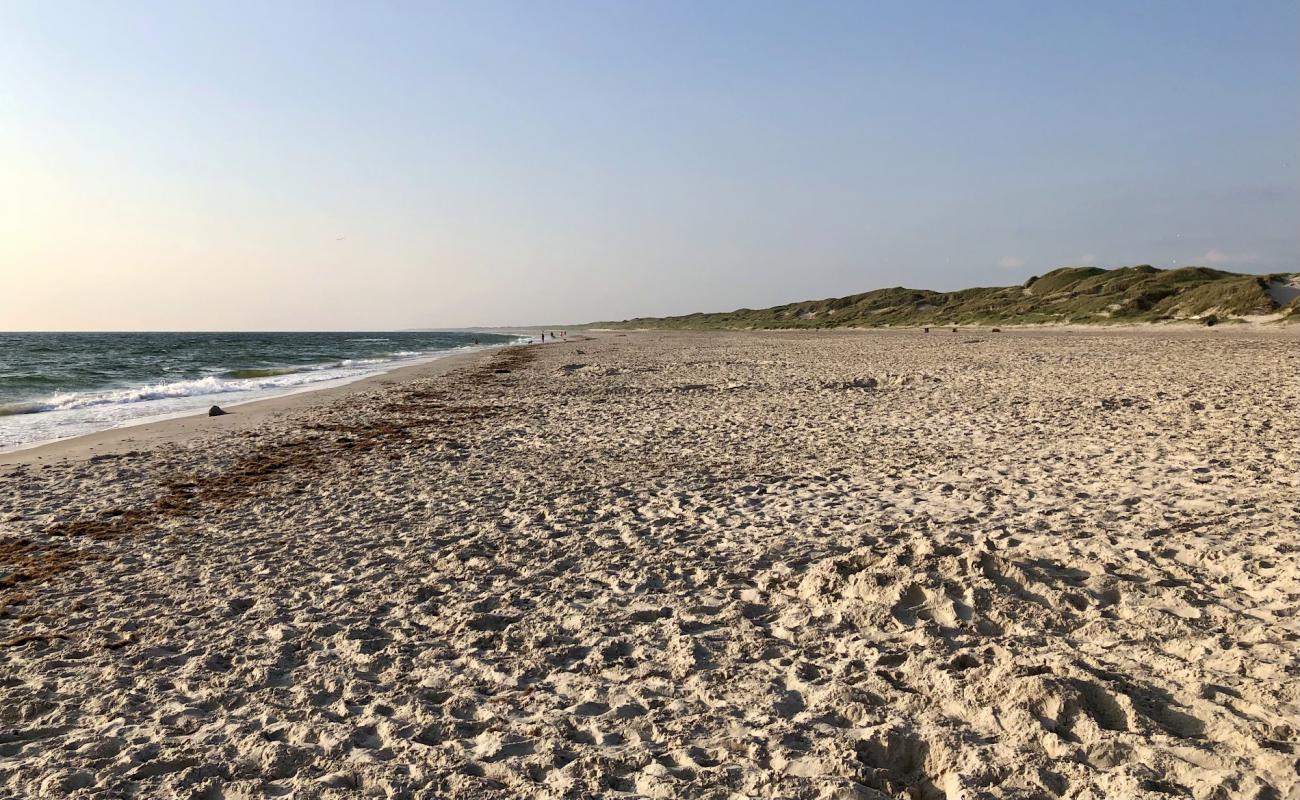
[2,329,1297,798]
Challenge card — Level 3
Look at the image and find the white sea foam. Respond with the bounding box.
[5,370,350,415]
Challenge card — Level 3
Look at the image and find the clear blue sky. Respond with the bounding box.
[2,1,1297,329]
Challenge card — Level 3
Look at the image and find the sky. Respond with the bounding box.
[1,1,1297,330]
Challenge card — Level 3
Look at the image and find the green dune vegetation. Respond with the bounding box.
[593,265,1300,330]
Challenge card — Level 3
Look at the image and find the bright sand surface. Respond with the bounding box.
[1,328,1297,799]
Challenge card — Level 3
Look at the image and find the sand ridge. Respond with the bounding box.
[1,330,1297,799]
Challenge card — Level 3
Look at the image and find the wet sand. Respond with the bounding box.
[1,328,1297,799]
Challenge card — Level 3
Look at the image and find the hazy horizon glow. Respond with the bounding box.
[2,1,1297,331]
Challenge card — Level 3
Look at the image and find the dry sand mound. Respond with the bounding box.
[1,329,1297,799]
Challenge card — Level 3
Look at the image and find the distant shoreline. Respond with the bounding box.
[4,323,1293,468]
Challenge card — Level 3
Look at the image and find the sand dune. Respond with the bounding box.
[1,329,1297,799]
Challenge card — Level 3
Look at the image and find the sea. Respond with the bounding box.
[0,331,521,452]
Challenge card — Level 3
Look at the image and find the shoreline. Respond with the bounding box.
[0,344,509,467]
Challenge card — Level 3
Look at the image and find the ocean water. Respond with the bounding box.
[0,331,519,451]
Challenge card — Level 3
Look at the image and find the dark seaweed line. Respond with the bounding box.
[0,347,537,629]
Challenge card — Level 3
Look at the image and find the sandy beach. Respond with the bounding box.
[1,328,1297,799]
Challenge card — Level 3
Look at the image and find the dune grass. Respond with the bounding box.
[591,265,1298,330]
